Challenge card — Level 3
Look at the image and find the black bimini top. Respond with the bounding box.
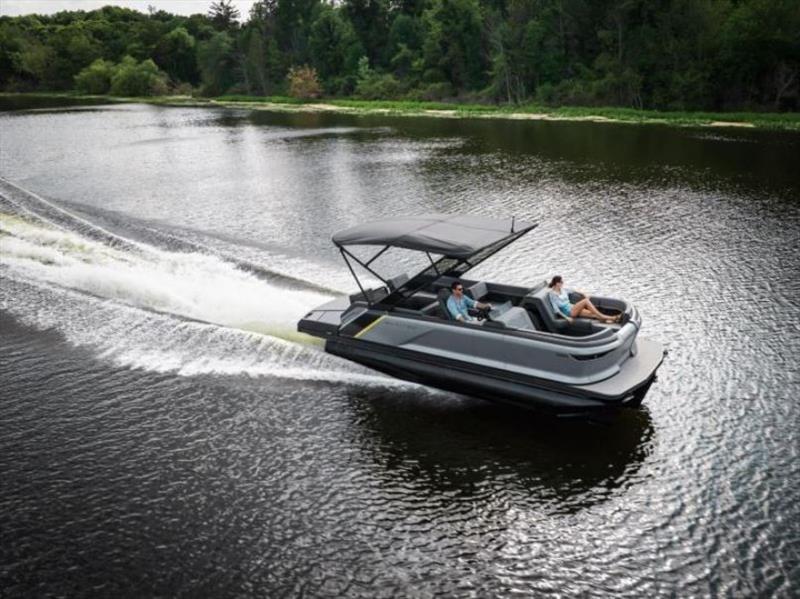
[332,214,537,259]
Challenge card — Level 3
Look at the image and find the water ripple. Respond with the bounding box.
[1,105,798,597]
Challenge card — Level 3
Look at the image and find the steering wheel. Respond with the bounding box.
[476,306,493,322]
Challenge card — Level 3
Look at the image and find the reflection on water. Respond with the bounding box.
[1,98,798,597]
[347,387,654,512]
[244,108,800,193]
[0,94,111,111]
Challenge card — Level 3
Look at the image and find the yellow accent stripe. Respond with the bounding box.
[354,315,386,339]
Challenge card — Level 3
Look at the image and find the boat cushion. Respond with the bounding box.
[412,290,437,302]
[491,306,536,331]
[437,288,454,320]
[466,281,488,300]
[526,282,593,334]
[421,300,440,316]
[387,272,410,291]
[349,286,388,304]
[526,282,570,333]
[528,280,547,295]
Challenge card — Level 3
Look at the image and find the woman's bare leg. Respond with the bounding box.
[579,309,616,322]
[571,298,614,322]
[570,298,600,317]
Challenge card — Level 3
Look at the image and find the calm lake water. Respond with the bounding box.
[1,100,798,597]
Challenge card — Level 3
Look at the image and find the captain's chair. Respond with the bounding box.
[437,288,454,320]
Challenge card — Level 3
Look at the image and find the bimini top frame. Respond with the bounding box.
[332,214,537,307]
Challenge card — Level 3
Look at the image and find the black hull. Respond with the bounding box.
[326,337,661,417]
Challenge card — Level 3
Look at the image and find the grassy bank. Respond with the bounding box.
[3,92,799,131]
[214,95,800,130]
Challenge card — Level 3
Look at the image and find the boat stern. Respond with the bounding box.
[297,296,353,339]
[575,336,666,406]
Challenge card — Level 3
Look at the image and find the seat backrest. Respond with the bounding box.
[387,272,410,291]
[528,280,547,295]
[525,281,568,333]
[524,280,598,335]
[437,288,454,320]
[466,281,488,301]
[349,286,388,304]
[421,300,440,316]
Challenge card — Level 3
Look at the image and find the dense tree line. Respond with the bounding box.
[0,0,797,110]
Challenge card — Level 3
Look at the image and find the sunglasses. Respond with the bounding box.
[455,287,463,291]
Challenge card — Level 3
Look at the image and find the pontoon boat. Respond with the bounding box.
[298,215,665,416]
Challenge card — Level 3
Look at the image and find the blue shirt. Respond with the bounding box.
[447,294,476,321]
[549,288,572,316]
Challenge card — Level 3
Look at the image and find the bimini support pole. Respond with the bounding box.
[341,247,389,286]
[339,246,392,306]
[339,247,368,304]
[425,252,440,275]
[365,245,391,267]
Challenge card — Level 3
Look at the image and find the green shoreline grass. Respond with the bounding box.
[3,91,799,131]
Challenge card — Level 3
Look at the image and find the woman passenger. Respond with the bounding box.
[548,275,619,324]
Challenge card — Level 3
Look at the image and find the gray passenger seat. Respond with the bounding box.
[525,281,592,334]
[387,273,410,291]
[466,281,488,301]
[468,281,536,331]
[349,286,388,304]
[491,307,536,331]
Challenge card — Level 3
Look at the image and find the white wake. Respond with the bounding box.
[0,201,415,389]
[0,212,331,340]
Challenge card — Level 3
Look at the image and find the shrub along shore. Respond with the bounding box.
[3,92,799,131]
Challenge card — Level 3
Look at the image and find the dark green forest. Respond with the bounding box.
[1,0,798,111]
